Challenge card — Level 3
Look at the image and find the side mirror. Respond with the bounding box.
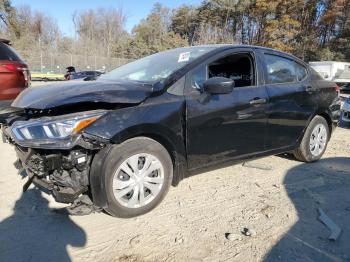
[203,77,234,94]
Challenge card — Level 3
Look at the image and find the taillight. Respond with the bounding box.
[1,62,27,72]
[1,62,30,87]
[3,63,18,71]
[335,84,340,95]
[22,70,29,81]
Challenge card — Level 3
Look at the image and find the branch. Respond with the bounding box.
[0,13,8,27]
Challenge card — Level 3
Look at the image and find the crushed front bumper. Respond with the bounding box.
[1,123,105,204]
[26,173,87,203]
[14,145,92,203]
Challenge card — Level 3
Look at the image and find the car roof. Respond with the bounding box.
[186,44,287,53]
[77,70,101,73]
[182,44,306,65]
[0,39,11,45]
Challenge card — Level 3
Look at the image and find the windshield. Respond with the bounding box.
[100,47,217,83]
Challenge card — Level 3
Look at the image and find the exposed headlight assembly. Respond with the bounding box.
[11,110,106,149]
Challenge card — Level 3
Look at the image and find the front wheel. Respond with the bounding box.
[293,116,329,162]
[103,137,173,218]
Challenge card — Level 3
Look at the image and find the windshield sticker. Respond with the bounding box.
[178,52,191,62]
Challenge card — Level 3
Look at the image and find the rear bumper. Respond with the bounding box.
[341,100,350,122]
[0,100,13,108]
[0,85,26,100]
[342,111,350,122]
[329,97,341,131]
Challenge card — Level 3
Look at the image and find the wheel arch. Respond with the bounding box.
[293,112,332,162]
[296,109,334,147]
[317,111,333,136]
[110,124,188,179]
[89,124,188,208]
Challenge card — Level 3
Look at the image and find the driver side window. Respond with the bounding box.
[191,52,255,90]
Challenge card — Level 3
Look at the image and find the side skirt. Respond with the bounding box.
[186,145,296,177]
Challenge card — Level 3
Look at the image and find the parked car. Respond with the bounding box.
[1,45,340,217]
[0,39,30,107]
[310,61,350,93]
[65,70,103,80]
[338,82,350,93]
[341,96,350,123]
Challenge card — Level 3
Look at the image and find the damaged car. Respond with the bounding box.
[0,45,341,217]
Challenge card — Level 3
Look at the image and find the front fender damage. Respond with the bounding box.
[2,91,187,215]
[0,101,140,215]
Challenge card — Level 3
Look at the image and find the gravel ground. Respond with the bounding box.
[0,84,349,262]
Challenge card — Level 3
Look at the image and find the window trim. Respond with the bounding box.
[262,52,309,86]
[294,61,308,82]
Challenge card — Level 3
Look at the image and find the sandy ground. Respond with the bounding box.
[0,83,349,262]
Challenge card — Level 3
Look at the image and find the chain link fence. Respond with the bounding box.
[18,51,132,74]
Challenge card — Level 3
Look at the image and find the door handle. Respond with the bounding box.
[249,97,267,105]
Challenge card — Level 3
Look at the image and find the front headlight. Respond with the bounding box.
[11,110,106,149]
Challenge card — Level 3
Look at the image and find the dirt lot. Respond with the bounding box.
[0,84,349,262]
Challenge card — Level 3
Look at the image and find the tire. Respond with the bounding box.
[293,115,330,162]
[103,137,173,218]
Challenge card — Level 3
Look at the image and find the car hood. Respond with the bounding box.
[12,80,153,110]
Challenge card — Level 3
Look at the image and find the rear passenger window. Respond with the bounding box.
[264,54,307,84]
[0,43,22,61]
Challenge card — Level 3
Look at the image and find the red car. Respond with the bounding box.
[0,39,30,107]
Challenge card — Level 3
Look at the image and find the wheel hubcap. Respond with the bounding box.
[113,153,164,208]
[309,123,327,156]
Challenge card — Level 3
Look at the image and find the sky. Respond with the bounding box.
[12,0,202,36]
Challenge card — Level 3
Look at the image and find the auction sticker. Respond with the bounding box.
[178,52,191,62]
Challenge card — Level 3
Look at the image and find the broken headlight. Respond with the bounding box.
[10,110,106,149]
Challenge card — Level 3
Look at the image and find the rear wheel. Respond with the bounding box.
[293,116,329,162]
[103,137,173,218]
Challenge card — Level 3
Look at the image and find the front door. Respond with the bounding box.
[185,49,269,170]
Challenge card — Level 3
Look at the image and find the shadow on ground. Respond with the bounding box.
[0,189,86,262]
[265,157,350,261]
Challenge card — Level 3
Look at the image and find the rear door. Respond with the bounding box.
[185,48,269,170]
[260,51,318,150]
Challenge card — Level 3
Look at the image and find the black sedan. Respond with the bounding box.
[1,45,341,217]
[66,70,103,80]
[338,82,350,93]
